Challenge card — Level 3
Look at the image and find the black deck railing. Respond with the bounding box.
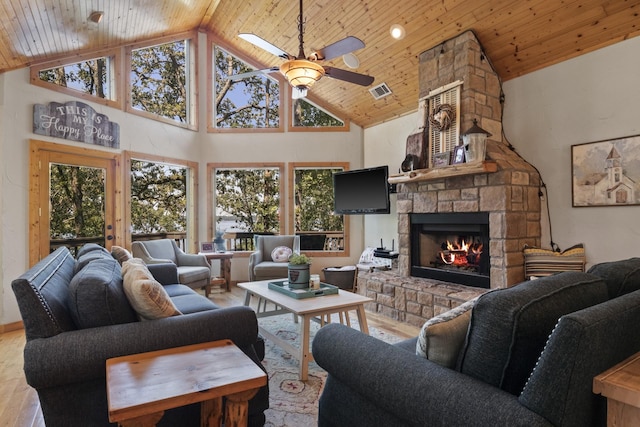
[221,232,275,251]
[49,236,107,256]
[221,231,344,252]
[49,232,187,255]
[49,230,344,255]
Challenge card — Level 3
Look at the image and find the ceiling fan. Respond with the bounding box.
[233,0,374,99]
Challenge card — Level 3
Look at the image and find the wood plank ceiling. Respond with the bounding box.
[1,0,638,128]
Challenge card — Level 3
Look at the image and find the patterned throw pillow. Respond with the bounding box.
[523,243,585,278]
[271,246,293,262]
[111,245,133,265]
[416,297,478,368]
[121,259,182,320]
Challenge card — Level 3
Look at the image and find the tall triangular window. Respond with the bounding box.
[213,46,281,129]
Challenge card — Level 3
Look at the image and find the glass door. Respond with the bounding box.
[30,141,118,262]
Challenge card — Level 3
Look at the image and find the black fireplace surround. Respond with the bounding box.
[410,212,490,288]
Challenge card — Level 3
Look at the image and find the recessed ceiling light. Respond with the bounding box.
[390,24,406,40]
[342,53,360,69]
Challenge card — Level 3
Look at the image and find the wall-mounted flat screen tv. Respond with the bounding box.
[333,166,390,214]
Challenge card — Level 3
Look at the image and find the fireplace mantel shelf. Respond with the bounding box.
[388,161,497,184]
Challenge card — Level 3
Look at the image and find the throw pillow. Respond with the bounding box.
[416,297,477,368]
[271,246,292,262]
[523,243,585,278]
[111,245,133,265]
[75,244,112,273]
[68,257,137,329]
[121,259,182,320]
[76,243,108,258]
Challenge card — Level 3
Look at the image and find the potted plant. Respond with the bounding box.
[288,253,311,289]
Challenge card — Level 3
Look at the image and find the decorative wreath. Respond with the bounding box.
[429,103,456,131]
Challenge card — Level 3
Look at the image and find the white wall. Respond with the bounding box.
[0,59,363,325]
[362,113,419,251]
[502,36,640,267]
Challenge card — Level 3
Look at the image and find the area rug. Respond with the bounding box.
[259,312,404,427]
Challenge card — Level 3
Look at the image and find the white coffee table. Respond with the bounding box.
[238,279,372,381]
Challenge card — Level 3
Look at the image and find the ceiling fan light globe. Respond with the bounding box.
[292,86,308,99]
[280,59,325,89]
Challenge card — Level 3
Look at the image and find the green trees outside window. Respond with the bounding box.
[292,99,344,127]
[213,46,280,128]
[130,160,187,234]
[130,40,189,123]
[38,56,112,99]
[294,168,343,232]
[34,37,346,130]
[49,164,106,239]
[215,168,281,233]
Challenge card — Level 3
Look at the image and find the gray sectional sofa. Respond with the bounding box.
[11,244,269,427]
[312,258,640,427]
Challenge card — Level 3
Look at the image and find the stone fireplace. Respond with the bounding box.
[357,30,542,327]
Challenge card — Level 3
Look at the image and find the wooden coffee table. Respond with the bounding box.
[238,279,372,381]
[106,340,266,427]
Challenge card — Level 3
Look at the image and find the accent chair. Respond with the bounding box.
[248,235,300,281]
[132,239,211,290]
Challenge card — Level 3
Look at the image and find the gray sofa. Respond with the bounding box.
[11,244,269,427]
[312,258,640,427]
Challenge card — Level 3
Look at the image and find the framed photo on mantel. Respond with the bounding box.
[452,146,466,165]
[433,152,450,168]
[571,134,640,207]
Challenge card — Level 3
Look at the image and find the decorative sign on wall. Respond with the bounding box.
[33,101,120,148]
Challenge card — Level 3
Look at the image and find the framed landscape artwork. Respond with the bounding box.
[571,134,640,207]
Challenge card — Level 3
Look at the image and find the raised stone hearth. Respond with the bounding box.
[359,30,542,326]
[358,270,486,327]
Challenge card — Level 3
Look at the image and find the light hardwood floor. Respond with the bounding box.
[0,285,419,427]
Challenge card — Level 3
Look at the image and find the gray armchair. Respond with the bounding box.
[132,239,211,290]
[249,235,300,281]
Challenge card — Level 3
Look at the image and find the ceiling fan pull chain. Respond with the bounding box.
[297,0,306,59]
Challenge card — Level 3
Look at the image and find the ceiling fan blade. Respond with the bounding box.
[324,67,374,86]
[239,33,294,60]
[227,67,280,81]
[308,36,365,61]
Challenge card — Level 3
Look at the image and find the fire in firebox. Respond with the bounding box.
[437,238,483,270]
